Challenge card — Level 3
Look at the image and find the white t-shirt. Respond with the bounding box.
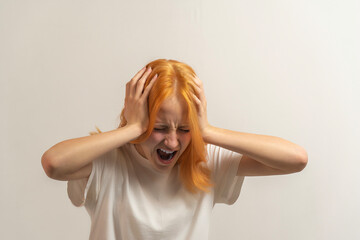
[67,143,244,240]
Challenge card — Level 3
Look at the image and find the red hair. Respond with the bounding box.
[119,59,213,194]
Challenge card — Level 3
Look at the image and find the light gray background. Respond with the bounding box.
[1,0,359,239]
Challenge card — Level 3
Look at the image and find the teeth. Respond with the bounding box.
[159,149,175,154]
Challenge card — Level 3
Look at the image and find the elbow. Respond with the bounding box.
[293,147,308,172]
[41,151,60,179]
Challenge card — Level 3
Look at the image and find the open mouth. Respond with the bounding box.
[157,149,177,163]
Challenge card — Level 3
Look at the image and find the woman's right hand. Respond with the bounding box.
[123,66,158,134]
[41,66,158,181]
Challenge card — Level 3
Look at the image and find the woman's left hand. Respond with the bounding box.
[190,74,212,137]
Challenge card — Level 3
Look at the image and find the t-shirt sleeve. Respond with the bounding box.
[207,144,245,205]
[67,150,113,207]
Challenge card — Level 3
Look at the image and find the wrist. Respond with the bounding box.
[202,124,216,143]
[119,124,144,141]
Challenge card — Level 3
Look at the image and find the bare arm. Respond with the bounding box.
[202,127,308,176]
[41,66,158,180]
[190,74,308,176]
[41,125,142,180]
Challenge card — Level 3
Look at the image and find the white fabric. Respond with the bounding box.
[67,143,244,240]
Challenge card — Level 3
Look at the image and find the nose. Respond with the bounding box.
[164,130,179,150]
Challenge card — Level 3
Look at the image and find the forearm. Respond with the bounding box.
[203,125,308,172]
[41,124,142,177]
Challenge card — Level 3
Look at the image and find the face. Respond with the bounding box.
[135,94,191,173]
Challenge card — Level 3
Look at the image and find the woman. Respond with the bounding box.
[41,59,308,239]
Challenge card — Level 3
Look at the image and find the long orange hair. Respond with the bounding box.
[119,59,213,194]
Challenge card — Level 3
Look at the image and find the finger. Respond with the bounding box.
[141,74,158,99]
[126,81,130,97]
[190,92,202,111]
[129,67,149,96]
[189,76,206,104]
[188,73,203,91]
[135,67,152,97]
[190,82,201,98]
[131,66,147,82]
[193,75,206,102]
[190,73,202,87]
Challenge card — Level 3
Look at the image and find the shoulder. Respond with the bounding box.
[91,147,126,176]
[206,144,243,162]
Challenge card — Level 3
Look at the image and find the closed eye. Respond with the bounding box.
[179,129,190,133]
[153,128,166,132]
[153,127,189,133]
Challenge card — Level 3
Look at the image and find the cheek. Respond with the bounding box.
[180,133,192,147]
[140,133,163,154]
[148,132,164,144]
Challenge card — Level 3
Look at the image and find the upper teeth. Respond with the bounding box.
[159,149,175,154]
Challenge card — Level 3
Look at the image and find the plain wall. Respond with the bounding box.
[1,0,359,239]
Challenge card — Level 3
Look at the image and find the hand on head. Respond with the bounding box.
[123,66,158,133]
[189,74,210,136]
